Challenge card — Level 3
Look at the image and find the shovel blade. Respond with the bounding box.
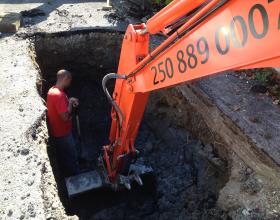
[65,170,104,197]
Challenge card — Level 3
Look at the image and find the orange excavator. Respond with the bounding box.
[66,0,280,197]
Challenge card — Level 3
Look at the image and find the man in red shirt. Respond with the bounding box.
[47,69,80,176]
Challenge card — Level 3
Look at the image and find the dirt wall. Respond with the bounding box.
[149,86,280,219]
[31,29,124,98]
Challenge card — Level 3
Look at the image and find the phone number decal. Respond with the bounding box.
[151,1,277,85]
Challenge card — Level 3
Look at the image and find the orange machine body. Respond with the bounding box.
[103,0,280,182]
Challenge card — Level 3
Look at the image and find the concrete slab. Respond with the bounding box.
[65,171,103,197]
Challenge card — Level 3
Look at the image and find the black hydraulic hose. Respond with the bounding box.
[102,73,127,134]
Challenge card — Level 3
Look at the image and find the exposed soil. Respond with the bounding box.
[30,30,230,220]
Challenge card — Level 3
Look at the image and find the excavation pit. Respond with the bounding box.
[31,29,230,219]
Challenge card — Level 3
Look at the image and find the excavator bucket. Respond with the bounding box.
[65,157,153,197]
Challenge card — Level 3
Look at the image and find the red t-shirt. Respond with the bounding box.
[47,86,72,137]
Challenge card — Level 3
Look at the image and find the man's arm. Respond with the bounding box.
[59,104,72,121]
[60,112,71,121]
[59,97,79,121]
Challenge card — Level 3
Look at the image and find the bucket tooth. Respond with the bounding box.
[124,182,131,190]
[134,174,143,186]
[120,175,132,190]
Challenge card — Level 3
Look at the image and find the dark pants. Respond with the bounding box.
[51,133,80,177]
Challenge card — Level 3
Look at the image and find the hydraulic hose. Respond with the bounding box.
[102,73,127,134]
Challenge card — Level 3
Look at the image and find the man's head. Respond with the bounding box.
[56,69,72,89]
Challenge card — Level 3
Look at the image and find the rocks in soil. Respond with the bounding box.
[241,175,262,195]
[21,148,29,155]
[19,106,24,112]
[7,209,13,217]
[27,203,36,218]
[238,166,253,182]
[26,179,34,186]
[250,84,268,94]
[111,0,153,18]
[231,207,267,220]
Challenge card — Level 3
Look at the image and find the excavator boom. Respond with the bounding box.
[132,0,280,92]
[100,0,280,190]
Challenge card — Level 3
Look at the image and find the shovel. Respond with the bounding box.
[72,105,87,161]
[65,106,105,198]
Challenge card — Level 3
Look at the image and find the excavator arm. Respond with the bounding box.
[101,0,280,188]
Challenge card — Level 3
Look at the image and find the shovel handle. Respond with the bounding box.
[72,105,79,115]
[73,106,81,138]
[76,115,81,138]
